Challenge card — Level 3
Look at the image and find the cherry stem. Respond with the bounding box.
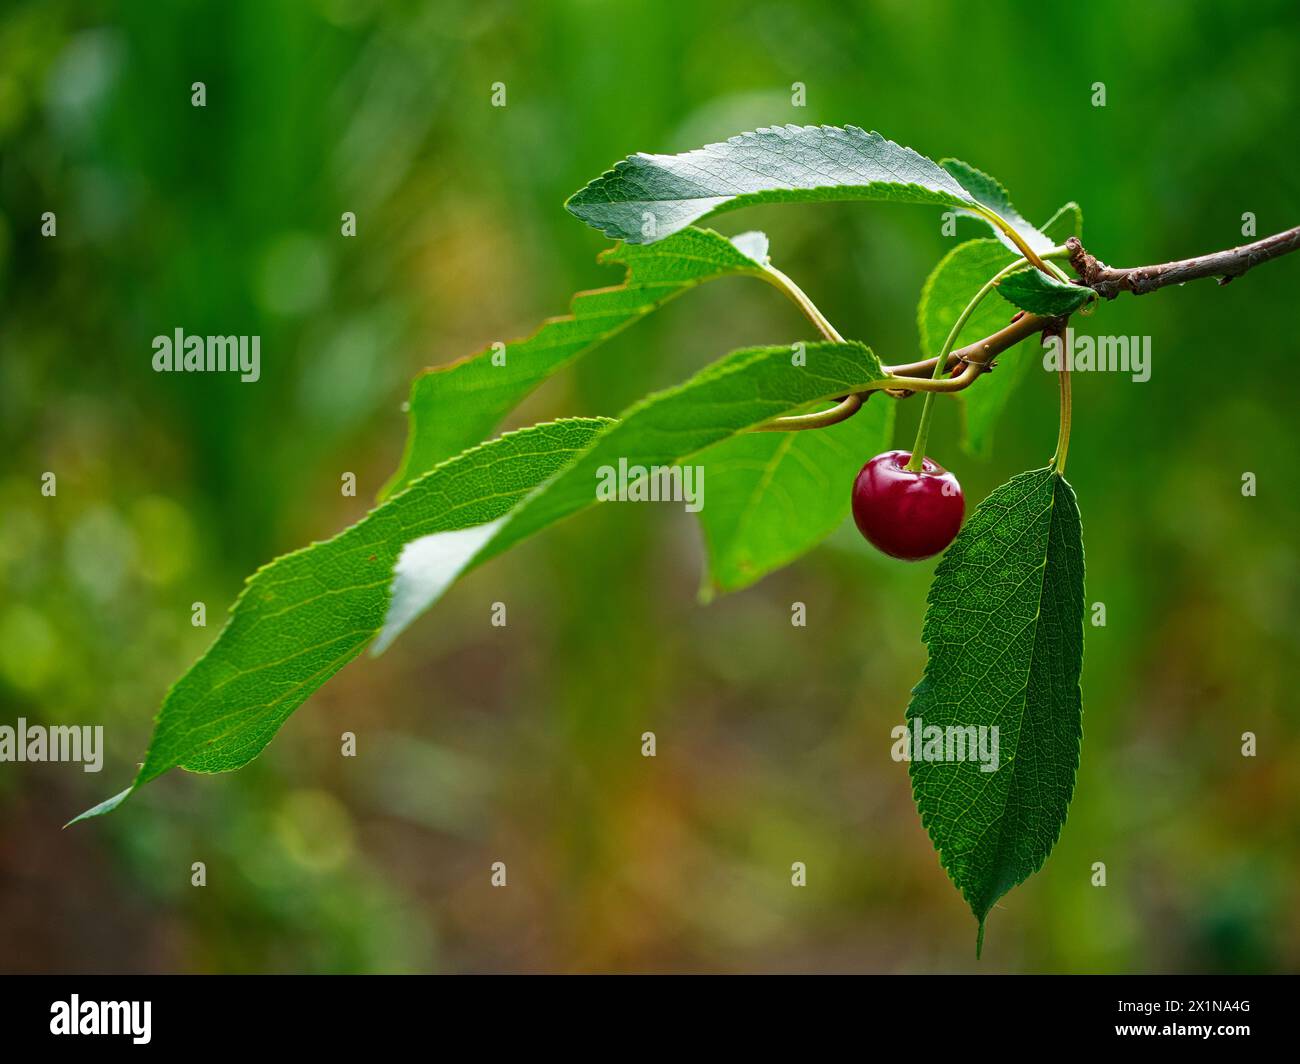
[904,255,1038,470]
[904,393,939,472]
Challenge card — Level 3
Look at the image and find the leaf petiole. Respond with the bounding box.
[1051,348,1072,475]
[972,204,1052,273]
[752,392,863,431]
[757,262,845,343]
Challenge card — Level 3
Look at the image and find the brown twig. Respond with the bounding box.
[884,310,1049,379]
[759,225,1300,433]
[1066,226,1300,298]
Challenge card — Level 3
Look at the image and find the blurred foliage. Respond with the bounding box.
[1,0,1298,972]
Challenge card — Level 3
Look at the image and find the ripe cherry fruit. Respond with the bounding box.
[851,449,965,561]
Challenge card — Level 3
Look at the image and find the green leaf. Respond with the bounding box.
[78,341,886,820]
[374,340,887,652]
[70,418,611,824]
[905,468,1085,954]
[693,396,894,598]
[566,125,986,244]
[997,267,1094,317]
[917,201,1082,459]
[383,227,769,496]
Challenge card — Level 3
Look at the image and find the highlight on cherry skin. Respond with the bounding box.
[851,450,965,561]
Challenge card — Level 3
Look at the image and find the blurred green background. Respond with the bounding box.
[1,0,1298,973]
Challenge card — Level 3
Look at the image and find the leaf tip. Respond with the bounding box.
[65,784,134,827]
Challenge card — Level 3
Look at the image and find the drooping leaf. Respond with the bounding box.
[567,125,999,245]
[78,341,886,820]
[71,418,611,823]
[906,468,1085,954]
[374,340,887,652]
[693,395,894,598]
[917,202,1082,459]
[997,267,1094,317]
[383,227,769,495]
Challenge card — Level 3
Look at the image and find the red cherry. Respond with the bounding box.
[851,450,964,560]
